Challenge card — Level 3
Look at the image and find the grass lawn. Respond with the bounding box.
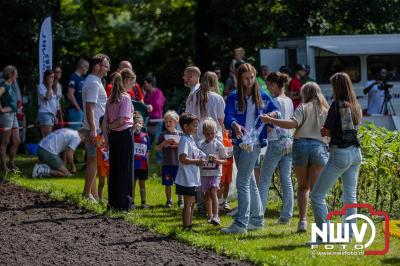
[4,155,400,266]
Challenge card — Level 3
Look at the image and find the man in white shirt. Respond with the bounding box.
[32,128,86,178]
[183,66,201,111]
[364,68,387,115]
[82,53,110,200]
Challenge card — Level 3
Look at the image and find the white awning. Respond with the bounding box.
[307,35,400,55]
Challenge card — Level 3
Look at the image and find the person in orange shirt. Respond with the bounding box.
[94,116,109,201]
[218,130,234,210]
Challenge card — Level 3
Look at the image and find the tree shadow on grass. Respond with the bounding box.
[264,209,281,219]
[234,231,298,241]
[382,258,400,265]
[261,243,306,251]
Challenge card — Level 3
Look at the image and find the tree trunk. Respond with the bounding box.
[195,0,213,72]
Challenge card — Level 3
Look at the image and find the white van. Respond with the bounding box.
[260,34,400,118]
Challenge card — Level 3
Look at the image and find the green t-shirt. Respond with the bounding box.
[218,80,224,96]
[257,76,271,96]
[0,81,17,112]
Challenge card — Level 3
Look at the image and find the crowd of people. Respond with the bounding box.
[0,47,364,243]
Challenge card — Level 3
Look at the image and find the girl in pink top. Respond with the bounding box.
[104,69,135,211]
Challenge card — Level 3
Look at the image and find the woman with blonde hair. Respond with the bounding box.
[310,72,362,243]
[262,81,330,233]
[186,71,225,143]
[104,68,135,211]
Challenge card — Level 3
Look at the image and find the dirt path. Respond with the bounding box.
[0,182,250,266]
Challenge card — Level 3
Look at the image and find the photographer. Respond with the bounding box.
[364,67,390,115]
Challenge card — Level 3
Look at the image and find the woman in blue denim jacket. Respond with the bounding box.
[221,63,279,234]
[310,72,363,243]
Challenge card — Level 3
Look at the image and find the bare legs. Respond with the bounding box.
[83,156,97,198]
[0,128,20,171]
[205,187,219,218]
[182,195,196,227]
[133,180,146,205]
[40,125,52,138]
[294,165,324,222]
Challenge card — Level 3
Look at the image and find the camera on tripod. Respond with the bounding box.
[378,81,396,115]
[380,82,393,91]
[379,82,393,100]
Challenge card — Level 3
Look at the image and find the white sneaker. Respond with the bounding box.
[41,164,51,176]
[32,163,41,178]
[247,223,264,231]
[276,218,291,225]
[297,220,307,232]
[227,207,238,217]
[211,216,221,226]
[87,194,97,202]
[221,222,247,234]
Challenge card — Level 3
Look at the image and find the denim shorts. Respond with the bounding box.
[38,112,55,126]
[292,138,328,166]
[0,112,18,130]
[82,128,97,158]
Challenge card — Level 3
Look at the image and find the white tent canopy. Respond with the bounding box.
[307,34,400,55]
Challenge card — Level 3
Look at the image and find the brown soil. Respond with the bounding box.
[0,182,251,266]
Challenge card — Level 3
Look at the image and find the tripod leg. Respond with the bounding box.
[388,100,396,115]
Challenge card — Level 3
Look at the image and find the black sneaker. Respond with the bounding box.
[182,225,193,231]
[177,200,184,209]
[166,201,173,208]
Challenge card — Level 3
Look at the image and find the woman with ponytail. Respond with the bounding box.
[261,81,330,233]
[258,72,294,224]
[186,71,225,143]
[104,68,135,211]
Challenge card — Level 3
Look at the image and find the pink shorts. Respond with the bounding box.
[200,176,220,193]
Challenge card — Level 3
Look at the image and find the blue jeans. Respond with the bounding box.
[68,108,84,130]
[311,145,362,236]
[259,141,294,220]
[233,145,264,228]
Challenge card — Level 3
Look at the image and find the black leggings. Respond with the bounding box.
[108,128,133,211]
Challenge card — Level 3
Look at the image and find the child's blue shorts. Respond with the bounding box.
[162,165,178,186]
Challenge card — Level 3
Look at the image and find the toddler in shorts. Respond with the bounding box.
[156,110,183,208]
[198,118,227,226]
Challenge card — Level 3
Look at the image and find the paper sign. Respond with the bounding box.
[134,143,147,156]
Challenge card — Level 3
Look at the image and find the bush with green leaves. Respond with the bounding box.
[270,124,400,218]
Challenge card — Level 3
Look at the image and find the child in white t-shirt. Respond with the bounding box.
[175,113,206,231]
[198,118,227,226]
